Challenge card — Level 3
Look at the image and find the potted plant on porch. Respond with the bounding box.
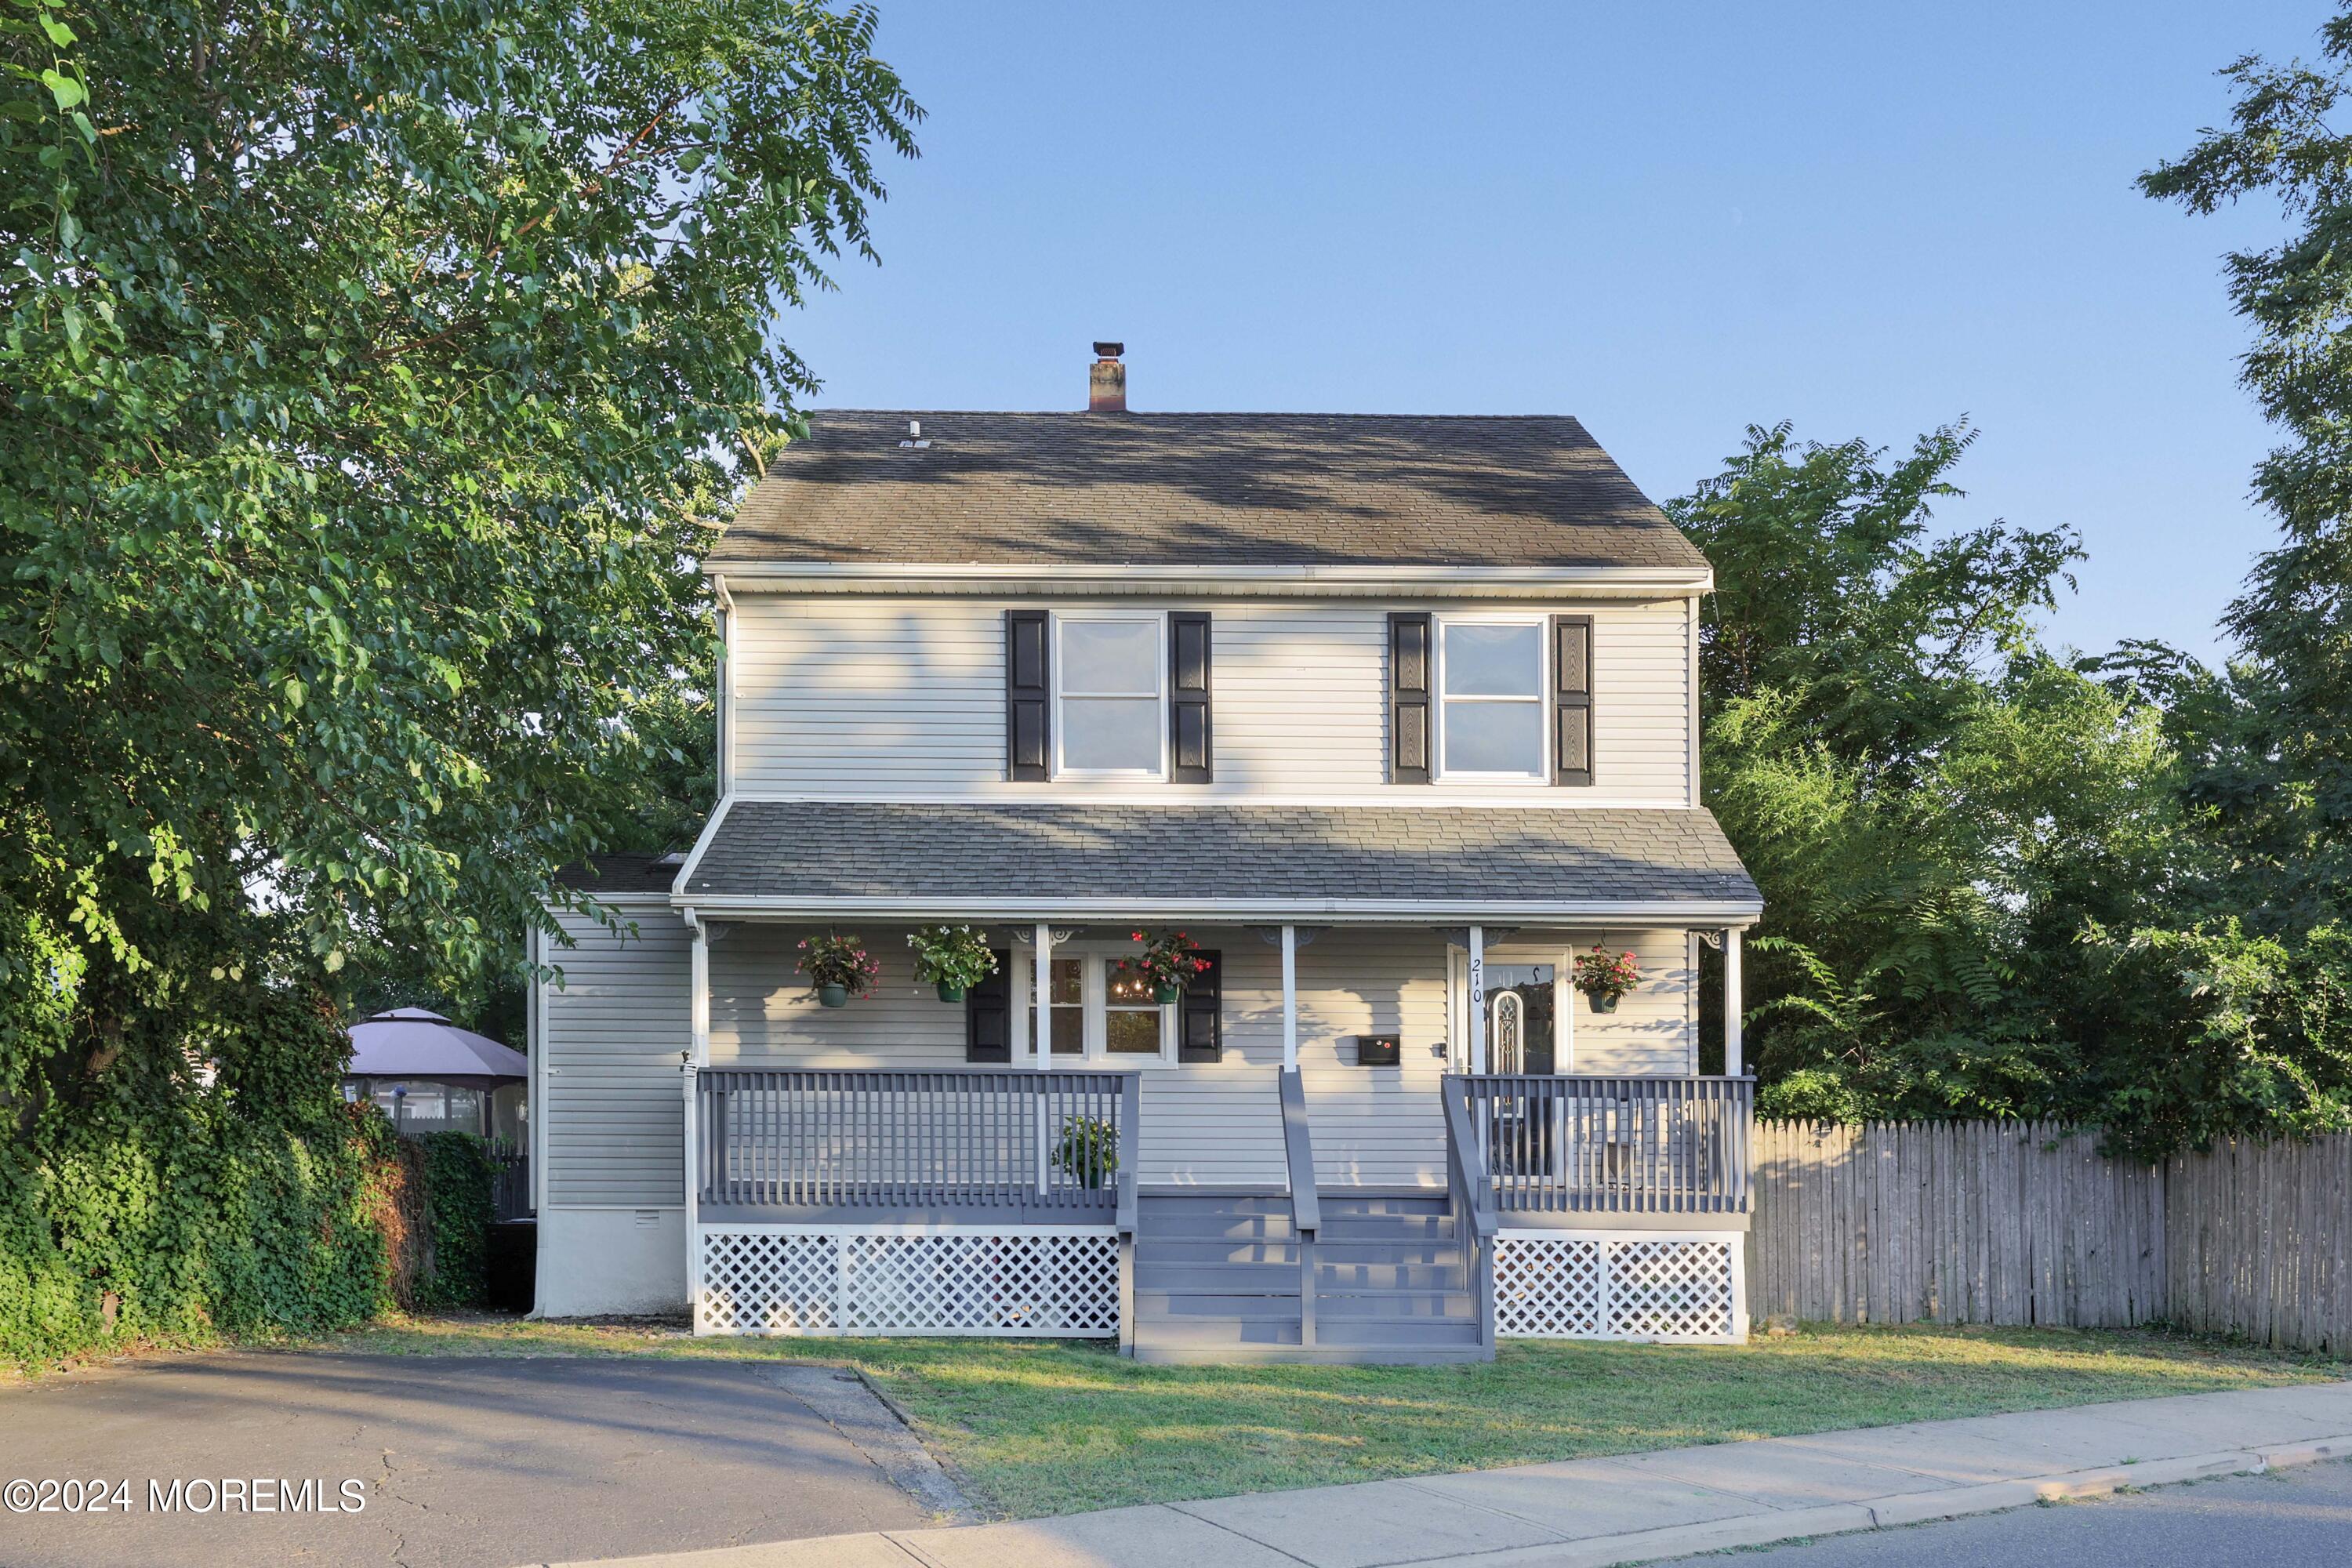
[1119,928,1208,1004]
[1572,944,1639,1014]
[1052,1114,1119,1189]
[797,933,880,1008]
[906,924,997,1003]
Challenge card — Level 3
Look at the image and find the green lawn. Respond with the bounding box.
[329,1316,2336,1519]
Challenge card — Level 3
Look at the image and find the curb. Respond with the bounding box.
[1454,1436,2352,1568]
[532,1431,2352,1568]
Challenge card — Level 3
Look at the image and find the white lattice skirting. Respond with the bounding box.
[1494,1230,1748,1344]
[695,1225,1120,1337]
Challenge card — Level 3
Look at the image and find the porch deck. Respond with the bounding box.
[688,1065,1753,1355]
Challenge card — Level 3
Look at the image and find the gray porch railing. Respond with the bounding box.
[1441,1081,1500,1353]
[1278,1066,1320,1348]
[696,1069,1140,1215]
[1443,1075,1754,1215]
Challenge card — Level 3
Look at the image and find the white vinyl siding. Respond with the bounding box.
[727,596,1691,803]
[1482,929,1700,1078]
[539,907,689,1207]
[704,922,1699,1189]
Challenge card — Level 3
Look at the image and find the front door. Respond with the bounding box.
[1486,964,1557,1074]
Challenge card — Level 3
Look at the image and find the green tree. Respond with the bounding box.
[0,0,915,1357]
[2,1,912,994]
[1671,423,2189,1125]
[2140,5,2352,930]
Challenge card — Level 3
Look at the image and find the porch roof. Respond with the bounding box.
[675,800,1761,923]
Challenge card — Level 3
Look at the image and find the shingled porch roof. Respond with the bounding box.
[668,800,1760,923]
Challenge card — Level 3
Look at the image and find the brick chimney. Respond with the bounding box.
[1088,342,1127,412]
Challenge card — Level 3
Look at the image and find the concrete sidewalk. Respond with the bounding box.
[539,1379,2352,1568]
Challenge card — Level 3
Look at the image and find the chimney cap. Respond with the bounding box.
[1092,341,1124,359]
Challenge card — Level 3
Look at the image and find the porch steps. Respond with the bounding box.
[1129,1192,1489,1365]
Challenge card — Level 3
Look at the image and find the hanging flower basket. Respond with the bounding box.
[906,924,997,1004]
[1572,944,1639,1014]
[1118,929,1208,1005]
[798,933,880,1007]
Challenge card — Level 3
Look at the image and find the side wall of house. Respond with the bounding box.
[533,903,691,1316]
[726,595,1694,804]
[706,923,1697,1189]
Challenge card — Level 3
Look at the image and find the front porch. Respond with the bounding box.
[672,800,1761,1357]
[685,1044,1756,1357]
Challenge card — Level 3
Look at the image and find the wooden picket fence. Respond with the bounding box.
[1745,1122,2352,1354]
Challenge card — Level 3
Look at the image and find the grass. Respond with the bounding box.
[321,1315,2342,1519]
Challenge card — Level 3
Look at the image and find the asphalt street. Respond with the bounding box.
[0,1352,935,1568]
[1662,1456,2352,1566]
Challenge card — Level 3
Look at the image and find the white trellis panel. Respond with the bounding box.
[696,1225,1120,1337]
[1494,1230,1745,1344]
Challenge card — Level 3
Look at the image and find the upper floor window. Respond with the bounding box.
[1054,613,1167,779]
[1436,615,1547,780]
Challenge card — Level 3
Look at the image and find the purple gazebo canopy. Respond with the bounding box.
[346,1007,527,1087]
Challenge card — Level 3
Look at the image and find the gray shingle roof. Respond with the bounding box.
[554,851,686,896]
[683,802,1759,912]
[713,412,1709,571]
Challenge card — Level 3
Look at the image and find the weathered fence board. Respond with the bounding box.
[1747,1122,2352,1352]
[2161,1134,2352,1353]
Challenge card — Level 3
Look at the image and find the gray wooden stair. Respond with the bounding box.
[1129,1190,1490,1364]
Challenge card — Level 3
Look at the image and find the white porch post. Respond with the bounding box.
[1033,923,1053,1067]
[685,917,710,1331]
[1034,922,1053,1196]
[1280,924,1299,1070]
[1468,925,1486,1074]
[1723,927,1744,1076]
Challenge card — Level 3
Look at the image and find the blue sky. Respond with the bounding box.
[782,2,2325,662]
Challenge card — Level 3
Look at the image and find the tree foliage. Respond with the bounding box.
[2138,6,2352,932]
[0,0,915,1359]
[1674,426,2193,1140]
[1671,7,2352,1158]
[2,0,916,1000]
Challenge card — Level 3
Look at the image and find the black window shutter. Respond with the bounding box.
[1388,612,1432,784]
[1170,611,1213,783]
[966,950,1012,1062]
[1006,611,1050,782]
[1178,951,1222,1063]
[1553,614,1594,787]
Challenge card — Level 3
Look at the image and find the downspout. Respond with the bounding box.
[684,907,710,1330]
[712,575,736,802]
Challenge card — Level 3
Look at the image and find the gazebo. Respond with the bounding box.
[344,1007,528,1149]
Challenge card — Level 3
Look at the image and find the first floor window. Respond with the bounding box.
[1016,953,1178,1065]
[1028,956,1086,1055]
[1436,616,1546,779]
[1104,962,1167,1055]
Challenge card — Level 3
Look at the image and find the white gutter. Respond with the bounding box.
[672,895,1761,926]
[670,795,735,900]
[706,561,1713,598]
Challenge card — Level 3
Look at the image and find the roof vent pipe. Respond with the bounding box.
[1089,342,1126,412]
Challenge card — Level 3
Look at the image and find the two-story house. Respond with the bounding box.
[529,347,1762,1362]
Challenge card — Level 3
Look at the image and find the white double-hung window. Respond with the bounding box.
[1435,615,1548,780]
[1015,952,1178,1065]
[1054,613,1167,778]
